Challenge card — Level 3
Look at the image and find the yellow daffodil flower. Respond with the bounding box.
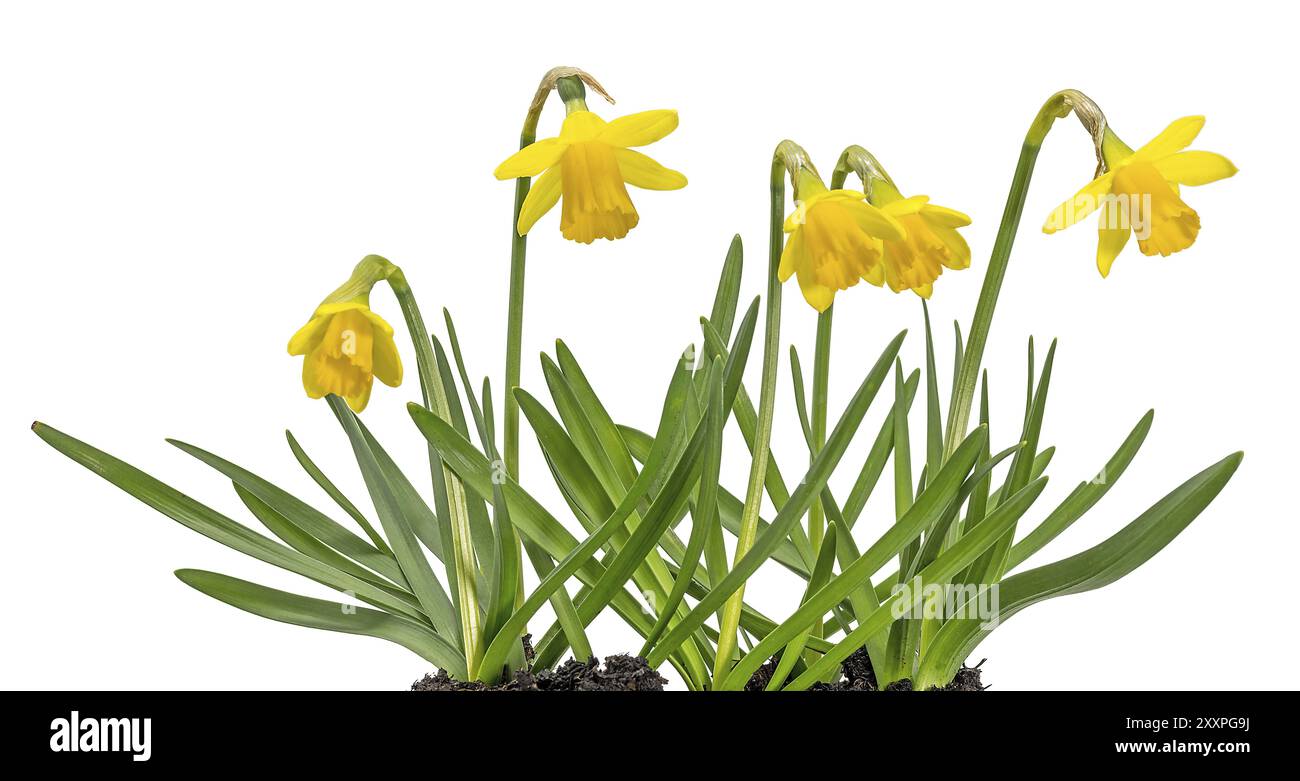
[871,180,973,299]
[494,109,686,243]
[778,169,906,312]
[1043,116,1237,277]
[288,259,403,412]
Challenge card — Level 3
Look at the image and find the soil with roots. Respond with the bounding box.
[745,647,988,691]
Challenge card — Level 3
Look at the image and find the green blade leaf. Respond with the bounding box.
[639,360,726,656]
[646,330,907,672]
[709,234,744,343]
[409,363,698,677]
[719,424,991,689]
[766,523,839,691]
[532,394,709,672]
[922,301,942,484]
[285,430,391,555]
[167,439,407,586]
[553,339,641,490]
[789,345,814,447]
[699,304,815,568]
[785,476,1049,691]
[1006,410,1153,571]
[914,451,1242,689]
[442,308,496,457]
[843,369,920,528]
[234,482,417,604]
[33,422,429,624]
[431,336,496,570]
[971,339,1056,583]
[175,569,465,679]
[326,397,464,651]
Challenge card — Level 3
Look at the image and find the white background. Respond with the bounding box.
[3,0,1295,691]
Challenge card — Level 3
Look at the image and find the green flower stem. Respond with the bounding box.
[809,308,832,548]
[503,110,543,488]
[942,90,1106,458]
[502,112,535,617]
[503,71,605,486]
[502,71,594,615]
[713,142,805,684]
[807,306,832,639]
[388,265,485,679]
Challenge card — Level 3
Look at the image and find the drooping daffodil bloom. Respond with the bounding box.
[870,179,973,299]
[1043,116,1237,277]
[494,109,687,243]
[288,257,403,412]
[779,169,907,312]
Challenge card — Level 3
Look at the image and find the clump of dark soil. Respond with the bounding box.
[751,647,988,691]
[412,653,667,692]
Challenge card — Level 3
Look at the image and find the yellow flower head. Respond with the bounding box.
[871,180,973,299]
[288,258,403,413]
[494,109,687,243]
[1043,116,1237,277]
[778,169,906,312]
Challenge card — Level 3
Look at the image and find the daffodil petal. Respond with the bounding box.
[825,189,869,202]
[1153,150,1238,186]
[930,224,972,269]
[1043,172,1116,234]
[557,110,607,143]
[1132,116,1205,162]
[920,203,972,228]
[288,315,329,355]
[797,271,836,313]
[372,332,402,387]
[494,138,566,180]
[359,309,395,338]
[613,148,687,190]
[598,110,679,148]
[302,353,328,399]
[881,195,929,216]
[1096,224,1130,278]
[912,283,933,299]
[850,201,907,241]
[784,201,815,232]
[778,229,804,282]
[345,382,374,413]
[516,166,562,236]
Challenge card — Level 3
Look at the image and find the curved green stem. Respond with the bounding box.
[503,105,544,487]
[942,89,1106,458]
[503,68,611,485]
[713,141,809,684]
[502,69,607,615]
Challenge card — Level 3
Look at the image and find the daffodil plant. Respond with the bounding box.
[33,73,1241,690]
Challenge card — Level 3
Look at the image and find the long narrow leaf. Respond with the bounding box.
[33,422,429,624]
[646,331,906,671]
[915,452,1241,689]
[175,569,464,678]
